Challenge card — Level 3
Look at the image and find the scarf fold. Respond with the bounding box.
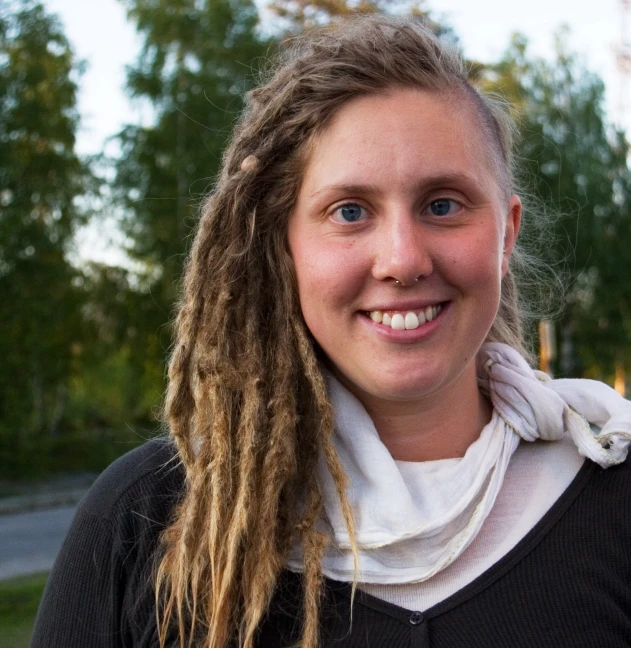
[286,342,631,584]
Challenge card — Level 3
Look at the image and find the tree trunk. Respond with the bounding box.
[559,317,575,377]
[48,382,67,437]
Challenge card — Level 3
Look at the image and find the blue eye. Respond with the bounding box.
[336,203,365,222]
[429,199,458,216]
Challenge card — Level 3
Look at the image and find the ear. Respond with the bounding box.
[501,195,521,276]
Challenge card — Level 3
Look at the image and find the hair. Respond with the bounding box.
[157,14,529,648]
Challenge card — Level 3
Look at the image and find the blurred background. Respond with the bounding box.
[2,0,631,644]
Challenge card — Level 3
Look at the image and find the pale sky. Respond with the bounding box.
[42,0,626,156]
[41,0,628,263]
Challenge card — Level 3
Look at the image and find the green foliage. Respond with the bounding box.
[115,0,267,300]
[65,262,167,431]
[483,33,631,380]
[0,0,90,456]
[1,0,269,477]
[268,0,451,36]
[0,426,146,480]
[3,0,631,481]
[100,0,269,425]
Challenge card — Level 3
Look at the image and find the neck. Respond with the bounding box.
[342,365,492,462]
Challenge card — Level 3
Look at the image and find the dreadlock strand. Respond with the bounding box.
[239,327,302,647]
[291,319,360,596]
[214,380,262,629]
[299,479,328,648]
[208,249,269,647]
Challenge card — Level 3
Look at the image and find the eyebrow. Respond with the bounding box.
[307,173,486,200]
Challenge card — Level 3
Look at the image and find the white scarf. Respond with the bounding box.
[286,342,631,584]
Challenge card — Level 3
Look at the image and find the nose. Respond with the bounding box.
[372,209,433,285]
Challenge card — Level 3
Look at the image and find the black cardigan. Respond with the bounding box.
[31,438,631,647]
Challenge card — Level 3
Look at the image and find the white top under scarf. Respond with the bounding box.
[360,435,583,609]
[286,342,631,584]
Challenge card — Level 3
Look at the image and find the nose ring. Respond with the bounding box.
[394,278,419,287]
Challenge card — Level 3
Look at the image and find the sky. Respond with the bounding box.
[41,0,628,262]
[42,0,626,156]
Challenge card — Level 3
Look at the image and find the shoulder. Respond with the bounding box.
[553,452,631,559]
[31,439,186,647]
[78,436,184,527]
[586,451,631,501]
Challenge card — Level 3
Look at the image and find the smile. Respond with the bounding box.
[366,304,444,330]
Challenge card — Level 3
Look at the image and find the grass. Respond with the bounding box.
[0,572,48,648]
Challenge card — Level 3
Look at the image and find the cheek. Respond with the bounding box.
[442,231,504,296]
[290,237,366,322]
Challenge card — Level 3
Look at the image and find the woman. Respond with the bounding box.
[32,15,631,648]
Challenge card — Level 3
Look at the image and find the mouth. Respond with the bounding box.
[363,302,446,331]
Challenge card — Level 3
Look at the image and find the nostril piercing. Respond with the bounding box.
[394,278,419,287]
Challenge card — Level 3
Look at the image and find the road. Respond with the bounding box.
[0,505,77,580]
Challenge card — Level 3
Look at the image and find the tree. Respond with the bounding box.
[482,33,631,381]
[66,262,165,431]
[115,0,266,296]
[0,0,90,453]
[109,0,268,414]
[268,0,452,38]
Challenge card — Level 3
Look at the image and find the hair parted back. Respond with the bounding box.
[158,13,526,648]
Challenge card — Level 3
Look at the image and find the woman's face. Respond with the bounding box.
[287,88,521,408]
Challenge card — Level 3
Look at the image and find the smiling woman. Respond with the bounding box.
[32,14,631,648]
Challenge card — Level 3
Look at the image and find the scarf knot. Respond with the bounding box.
[478,343,631,467]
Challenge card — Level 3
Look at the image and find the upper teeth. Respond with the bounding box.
[369,304,442,330]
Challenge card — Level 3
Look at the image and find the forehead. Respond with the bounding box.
[301,88,503,200]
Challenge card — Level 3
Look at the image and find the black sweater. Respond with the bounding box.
[31,439,631,647]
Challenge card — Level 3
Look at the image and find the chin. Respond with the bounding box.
[350,371,446,403]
